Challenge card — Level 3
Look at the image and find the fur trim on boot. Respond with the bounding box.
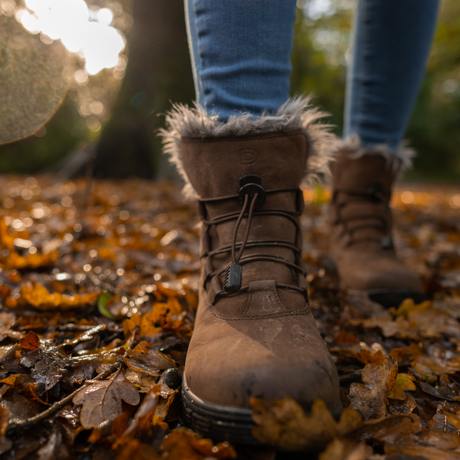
[336,133,415,174]
[160,96,335,198]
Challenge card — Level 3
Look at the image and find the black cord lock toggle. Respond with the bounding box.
[238,174,266,210]
[367,182,385,202]
[224,263,243,293]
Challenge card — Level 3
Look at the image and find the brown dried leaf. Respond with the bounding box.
[20,282,100,311]
[349,356,398,420]
[357,413,422,445]
[331,345,384,366]
[124,341,176,376]
[410,355,460,380]
[116,439,161,460]
[0,312,22,342]
[19,331,40,351]
[388,395,417,415]
[318,439,373,460]
[152,392,176,426]
[161,428,236,460]
[73,369,140,429]
[251,398,362,452]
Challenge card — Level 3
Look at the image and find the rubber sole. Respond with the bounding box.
[181,375,258,445]
[182,375,344,446]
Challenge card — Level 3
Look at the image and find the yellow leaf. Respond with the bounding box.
[20,282,100,310]
[388,373,416,400]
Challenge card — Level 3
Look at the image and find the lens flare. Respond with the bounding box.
[17,0,125,75]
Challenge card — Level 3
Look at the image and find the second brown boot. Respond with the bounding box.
[162,98,342,444]
[329,139,424,308]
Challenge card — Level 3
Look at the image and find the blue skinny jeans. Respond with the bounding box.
[185,0,439,149]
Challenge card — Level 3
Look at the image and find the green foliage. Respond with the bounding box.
[292,0,460,181]
[290,5,349,131]
[1,0,459,179]
[0,98,86,174]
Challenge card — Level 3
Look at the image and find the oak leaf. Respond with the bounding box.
[251,398,362,452]
[73,370,140,429]
[349,356,398,420]
[161,428,236,460]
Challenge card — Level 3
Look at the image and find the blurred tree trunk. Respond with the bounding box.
[91,0,194,179]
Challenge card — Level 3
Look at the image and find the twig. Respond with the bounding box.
[6,327,139,437]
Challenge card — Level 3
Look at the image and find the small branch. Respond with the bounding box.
[6,327,138,437]
[6,362,120,436]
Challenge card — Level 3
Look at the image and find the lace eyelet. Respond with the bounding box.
[239,175,266,210]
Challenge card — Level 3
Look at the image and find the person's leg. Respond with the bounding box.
[344,0,440,147]
[184,0,297,119]
[331,0,440,307]
[161,1,341,443]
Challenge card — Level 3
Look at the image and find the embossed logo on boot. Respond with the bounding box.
[239,149,257,165]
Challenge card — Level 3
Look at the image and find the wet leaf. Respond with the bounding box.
[251,398,362,451]
[124,341,176,376]
[73,369,140,429]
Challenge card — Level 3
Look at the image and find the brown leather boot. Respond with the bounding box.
[162,99,341,443]
[329,145,424,308]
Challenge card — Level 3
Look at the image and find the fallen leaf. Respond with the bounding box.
[331,345,384,366]
[161,428,236,460]
[410,355,460,380]
[116,439,161,460]
[124,341,176,376]
[388,373,416,400]
[5,250,58,270]
[0,312,23,342]
[73,369,140,429]
[20,282,100,311]
[19,331,40,351]
[348,356,398,420]
[388,396,417,415]
[318,438,373,460]
[251,398,362,452]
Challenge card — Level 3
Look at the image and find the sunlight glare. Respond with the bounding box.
[18,0,125,75]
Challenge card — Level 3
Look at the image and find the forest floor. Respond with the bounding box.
[0,175,459,460]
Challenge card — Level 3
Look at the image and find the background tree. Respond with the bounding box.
[87,0,194,179]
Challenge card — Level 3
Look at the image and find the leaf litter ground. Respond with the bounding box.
[0,176,459,459]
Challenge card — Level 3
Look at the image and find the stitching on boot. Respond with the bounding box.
[207,303,310,321]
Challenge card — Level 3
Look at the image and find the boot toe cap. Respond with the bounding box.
[184,313,341,415]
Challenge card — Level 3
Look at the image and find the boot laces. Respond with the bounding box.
[200,177,307,299]
[333,182,394,249]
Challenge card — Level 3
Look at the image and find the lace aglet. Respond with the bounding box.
[224,263,242,293]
